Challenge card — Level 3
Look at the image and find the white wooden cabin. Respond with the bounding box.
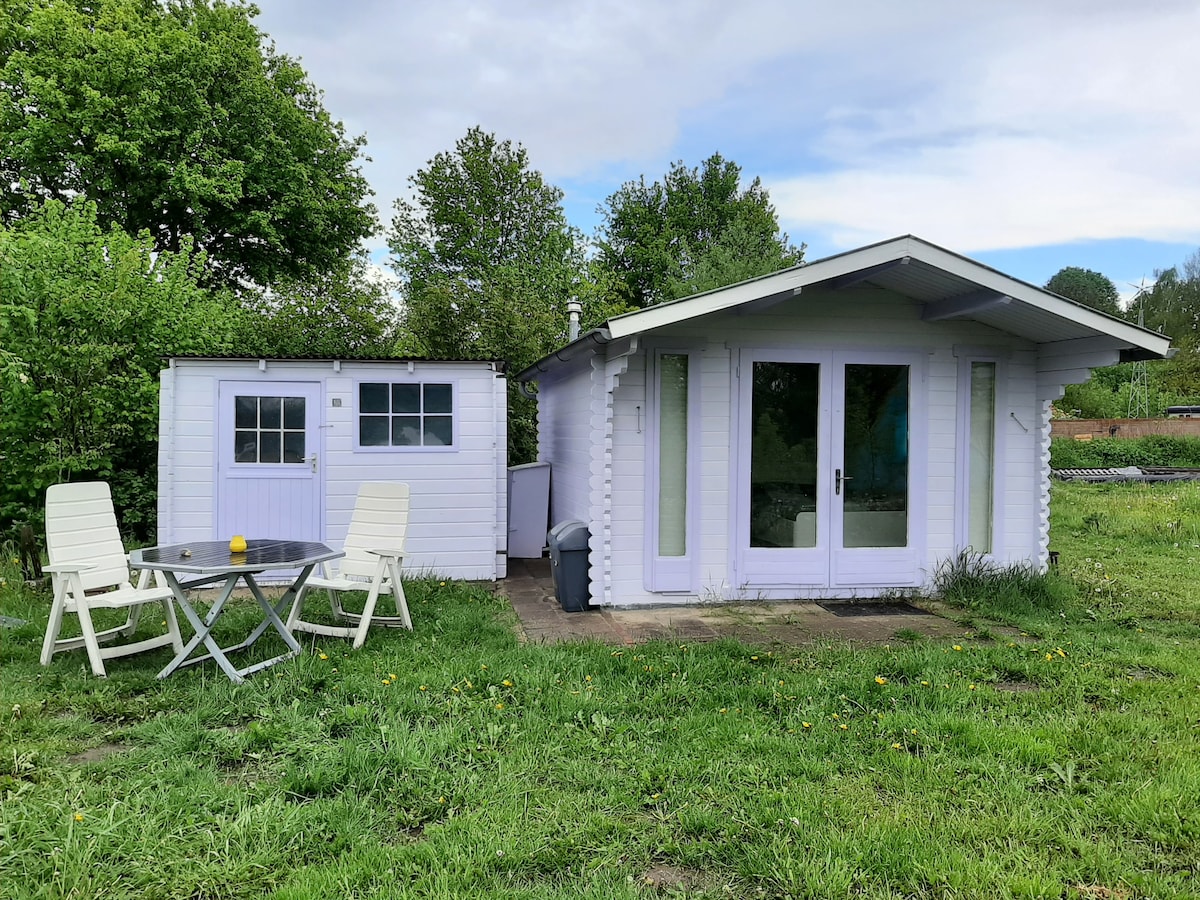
[517,236,1172,607]
[157,358,507,581]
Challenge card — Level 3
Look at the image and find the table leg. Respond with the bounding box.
[157,573,245,683]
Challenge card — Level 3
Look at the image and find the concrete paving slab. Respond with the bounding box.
[499,558,974,648]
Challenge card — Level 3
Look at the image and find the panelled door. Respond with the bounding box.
[735,350,921,590]
[216,381,323,542]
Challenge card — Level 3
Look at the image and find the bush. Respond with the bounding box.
[1050,435,1200,469]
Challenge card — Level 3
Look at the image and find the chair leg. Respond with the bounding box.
[387,558,413,630]
[40,578,69,666]
[161,595,184,655]
[352,557,390,649]
[285,584,309,634]
[74,598,109,678]
[118,602,142,639]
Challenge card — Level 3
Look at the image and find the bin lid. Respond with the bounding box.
[508,461,550,472]
[556,521,590,552]
[548,519,588,547]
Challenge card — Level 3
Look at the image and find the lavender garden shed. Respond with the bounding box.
[156,357,508,581]
[517,236,1171,607]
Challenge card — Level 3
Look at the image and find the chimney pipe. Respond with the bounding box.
[566,298,582,341]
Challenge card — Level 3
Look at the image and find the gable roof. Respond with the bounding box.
[518,235,1172,381]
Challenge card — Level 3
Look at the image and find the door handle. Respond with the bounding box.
[305,453,318,473]
[835,468,853,495]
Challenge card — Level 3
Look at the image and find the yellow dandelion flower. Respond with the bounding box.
[74,813,84,822]
[911,728,918,735]
[382,679,390,685]
[585,675,592,682]
[838,723,849,731]
[892,742,902,750]
[419,685,427,691]
[968,684,977,690]
[953,645,963,652]
[495,703,504,710]
[719,708,728,714]
[438,796,446,804]
[389,673,397,680]
[1046,653,1055,661]
[1056,648,1067,658]
[502,679,513,687]
[921,680,931,686]
[802,721,812,729]
[832,713,839,720]
[875,676,888,685]
[318,653,329,661]
[439,581,446,586]
[751,655,759,661]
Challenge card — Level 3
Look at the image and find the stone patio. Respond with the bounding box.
[500,558,974,647]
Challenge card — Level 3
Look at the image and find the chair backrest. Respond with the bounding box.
[340,482,411,580]
[45,482,132,592]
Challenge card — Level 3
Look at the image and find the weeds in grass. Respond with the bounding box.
[932,549,1078,622]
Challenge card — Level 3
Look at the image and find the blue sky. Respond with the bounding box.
[251,0,1200,301]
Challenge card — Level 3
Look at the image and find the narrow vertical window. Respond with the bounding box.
[658,354,689,557]
[968,362,996,553]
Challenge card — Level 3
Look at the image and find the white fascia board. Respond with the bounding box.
[605,238,914,341]
[905,240,1172,355]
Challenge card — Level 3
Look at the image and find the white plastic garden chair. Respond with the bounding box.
[41,482,183,677]
[286,482,413,649]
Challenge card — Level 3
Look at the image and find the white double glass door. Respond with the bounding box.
[735,350,921,590]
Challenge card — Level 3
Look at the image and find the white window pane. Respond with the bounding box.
[969,362,995,553]
[658,354,688,557]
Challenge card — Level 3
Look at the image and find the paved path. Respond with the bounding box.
[500,559,974,647]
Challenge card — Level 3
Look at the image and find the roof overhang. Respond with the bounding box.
[517,235,1172,382]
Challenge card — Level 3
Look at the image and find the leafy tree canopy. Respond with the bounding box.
[0,0,376,288]
[387,127,627,461]
[0,197,238,537]
[232,254,402,359]
[596,152,804,308]
[1044,266,1121,317]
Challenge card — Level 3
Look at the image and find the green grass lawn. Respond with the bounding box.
[2,482,1199,898]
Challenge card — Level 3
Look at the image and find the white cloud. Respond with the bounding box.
[250,0,1200,256]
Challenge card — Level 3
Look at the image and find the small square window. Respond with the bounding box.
[358,382,454,448]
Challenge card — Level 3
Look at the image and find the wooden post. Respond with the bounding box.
[19,524,43,581]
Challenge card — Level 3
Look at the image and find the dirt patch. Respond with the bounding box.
[640,865,703,891]
[67,743,129,765]
[995,681,1041,693]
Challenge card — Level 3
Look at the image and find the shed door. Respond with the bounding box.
[216,381,323,542]
[736,351,921,590]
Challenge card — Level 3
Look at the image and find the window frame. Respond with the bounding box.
[953,349,1007,557]
[643,346,701,593]
[354,379,458,451]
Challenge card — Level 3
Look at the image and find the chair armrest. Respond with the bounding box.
[365,549,406,561]
[44,562,98,574]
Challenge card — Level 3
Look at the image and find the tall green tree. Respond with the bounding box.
[0,198,237,537]
[0,0,375,287]
[232,254,402,359]
[1044,266,1121,316]
[596,153,804,308]
[388,127,626,462]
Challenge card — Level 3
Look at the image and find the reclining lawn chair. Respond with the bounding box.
[41,482,183,677]
[286,482,413,649]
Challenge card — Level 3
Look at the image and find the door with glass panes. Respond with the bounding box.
[735,350,922,589]
[216,381,322,542]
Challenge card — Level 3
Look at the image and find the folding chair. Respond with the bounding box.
[41,482,183,677]
[286,482,413,649]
